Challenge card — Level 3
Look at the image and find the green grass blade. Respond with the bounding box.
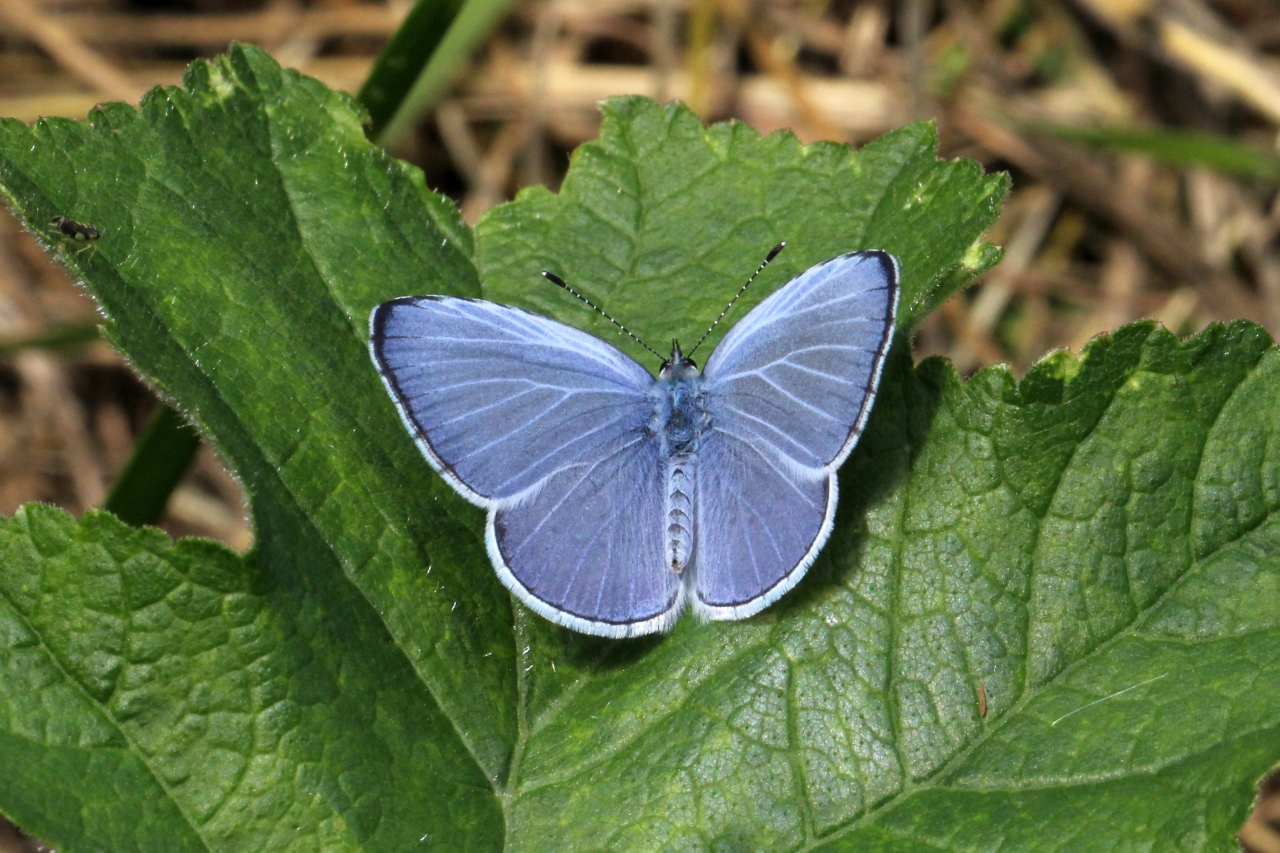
[375,0,519,151]
[357,0,470,139]
[1023,122,1280,180]
[101,404,200,526]
[0,322,98,353]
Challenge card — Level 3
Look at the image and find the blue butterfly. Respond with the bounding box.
[369,249,898,638]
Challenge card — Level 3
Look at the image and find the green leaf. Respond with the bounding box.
[91,0,512,528]
[0,506,501,852]
[478,99,1008,351]
[1,47,1277,852]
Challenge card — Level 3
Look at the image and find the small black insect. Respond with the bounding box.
[50,215,100,242]
[48,216,100,257]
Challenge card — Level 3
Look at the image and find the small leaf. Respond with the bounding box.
[478,98,1008,351]
[0,48,1276,853]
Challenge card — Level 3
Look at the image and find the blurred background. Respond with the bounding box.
[1,0,1279,848]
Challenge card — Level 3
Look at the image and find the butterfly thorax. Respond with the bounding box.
[655,342,704,574]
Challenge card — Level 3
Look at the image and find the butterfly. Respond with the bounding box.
[369,248,898,638]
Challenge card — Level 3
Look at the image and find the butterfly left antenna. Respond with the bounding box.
[687,241,786,358]
[541,271,665,361]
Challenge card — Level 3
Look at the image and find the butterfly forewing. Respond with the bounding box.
[693,251,898,618]
[371,296,656,502]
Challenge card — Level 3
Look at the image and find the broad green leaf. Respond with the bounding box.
[478,100,1006,352]
[0,506,500,852]
[100,0,510,527]
[0,46,1277,852]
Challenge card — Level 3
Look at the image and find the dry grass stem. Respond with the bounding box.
[1159,18,1280,123]
[0,0,140,101]
[1240,819,1280,853]
[14,352,105,509]
[0,5,404,47]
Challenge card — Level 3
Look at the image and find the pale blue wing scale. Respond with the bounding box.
[370,296,680,637]
[692,430,832,615]
[694,251,898,619]
[701,251,898,472]
[488,431,682,637]
[370,296,656,503]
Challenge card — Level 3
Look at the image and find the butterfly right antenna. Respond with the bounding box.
[541,271,665,361]
[687,241,786,358]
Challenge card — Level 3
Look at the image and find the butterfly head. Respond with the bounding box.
[659,340,699,380]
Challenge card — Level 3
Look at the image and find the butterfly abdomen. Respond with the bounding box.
[658,373,705,573]
[665,457,695,572]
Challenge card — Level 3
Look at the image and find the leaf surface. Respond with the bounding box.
[0,47,1276,852]
[0,506,500,852]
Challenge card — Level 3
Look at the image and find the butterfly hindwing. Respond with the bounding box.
[693,429,832,617]
[694,251,898,618]
[488,431,680,636]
